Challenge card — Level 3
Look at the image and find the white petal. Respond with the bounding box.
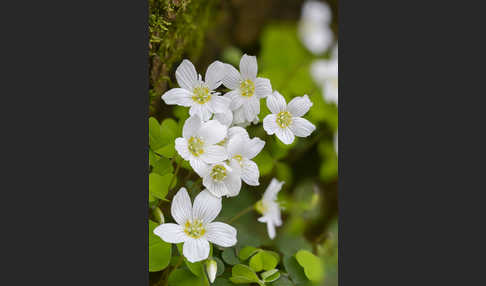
[239,54,258,80]
[232,107,246,124]
[241,159,260,186]
[206,222,237,247]
[183,238,210,263]
[289,117,316,138]
[190,158,209,177]
[263,178,284,202]
[243,97,260,122]
[266,220,276,239]
[161,88,194,107]
[227,134,246,158]
[199,145,228,163]
[242,137,265,159]
[205,61,225,90]
[254,77,272,99]
[208,95,231,114]
[197,120,227,145]
[171,188,192,225]
[225,170,242,197]
[222,64,242,90]
[266,91,287,114]
[203,176,228,198]
[228,126,249,141]
[189,104,212,121]
[192,189,222,223]
[153,223,188,243]
[176,59,198,90]
[229,91,245,111]
[175,137,191,160]
[182,114,202,139]
[213,109,233,127]
[263,114,278,135]
[287,94,313,117]
[275,127,295,145]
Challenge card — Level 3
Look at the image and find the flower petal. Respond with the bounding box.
[190,158,209,177]
[153,223,188,243]
[171,188,192,225]
[183,238,210,263]
[275,127,295,145]
[197,120,227,145]
[176,59,198,90]
[225,170,242,197]
[232,107,246,124]
[287,94,313,117]
[208,95,231,114]
[239,54,258,80]
[266,91,287,114]
[241,159,260,186]
[266,220,276,239]
[205,61,225,90]
[228,91,245,111]
[182,114,202,139]
[189,104,212,121]
[254,77,272,99]
[203,176,228,198]
[161,88,194,107]
[228,126,249,141]
[289,117,316,138]
[175,137,191,160]
[263,114,278,135]
[200,145,228,163]
[222,64,242,90]
[242,137,265,159]
[263,178,284,202]
[206,222,237,247]
[227,133,246,158]
[192,189,222,223]
[243,97,260,122]
[213,109,233,127]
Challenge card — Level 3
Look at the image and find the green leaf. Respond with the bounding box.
[175,244,210,277]
[222,248,240,265]
[250,250,279,272]
[271,276,294,286]
[168,268,206,286]
[238,246,259,261]
[149,117,164,150]
[148,220,171,272]
[282,255,308,285]
[150,117,180,158]
[149,172,176,200]
[214,256,225,276]
[295,250,324,282]
[213,277,235,286]
[230,264,261,285]
[152,156,173,176]
[261,269,280,283]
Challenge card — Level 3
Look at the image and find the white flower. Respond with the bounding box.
[222,54,273,125]
[298,1,334,55]
[310,44,338,105]
[227,131,265,186]
[162,59,231,121]
[153,188,237,263]
[175,115,228,176]
[263,91,316,145]
[256,178,284,239]
[200,160,242,198]
[206,259,217,283]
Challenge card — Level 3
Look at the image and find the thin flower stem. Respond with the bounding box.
[227,205,254,224]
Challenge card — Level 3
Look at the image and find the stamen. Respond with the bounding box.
[184,219,206,238]
[276,111,292,128]
[192,86,211,104]
[188,137,205,157]
[240,79,255,97]
[210,165,227,181]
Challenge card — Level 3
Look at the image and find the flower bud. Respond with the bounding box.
[206,259,217,283]
[153,207,164,224]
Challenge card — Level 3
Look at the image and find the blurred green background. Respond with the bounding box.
[149,1,338,285]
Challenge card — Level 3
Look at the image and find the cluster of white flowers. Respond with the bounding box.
[154,54,316,263]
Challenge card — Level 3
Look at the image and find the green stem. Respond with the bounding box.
[227,205,254,224]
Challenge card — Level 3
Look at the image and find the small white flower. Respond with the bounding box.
[162,59,231,121]
[222,54,273,124]
[310,44,338,105]
[227,131,265,186]
[206,259,217,283]
[175,115,228,176]
[201,160,242,198]
[298,1,334,55]
[154,188,237,263]
[256,178,284,240]
[263,91,316,145]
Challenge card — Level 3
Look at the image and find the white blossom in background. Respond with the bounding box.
[175,115,228,176]
[222,54,273,125]
[256,178,284,239]
[162,59,230,121]
[201,160,242,198]
[227,130,265,186]
[263,91,316,145]
[153,188,237,263]
[310,44,338,105]
[298,0,334,55]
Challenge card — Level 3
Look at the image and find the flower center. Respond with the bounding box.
[240,79,255,97]
[216,138,228,146]
[184,219,206,238]
[192,86,211,104]
[276,111,292,128]
[210,164,227,181]
[255,200,268,215]
[233,155,244,167]
[188,136,205,157]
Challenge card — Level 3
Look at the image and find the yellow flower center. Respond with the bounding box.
[240,79,255,97]
[216,138,228,146]
[184,219,206,238]
[188,136,204,157]
[210,164,227,181]
[255,200,268,215]
[276,111,292,128]
[192,86,211,104]
[233,155,244,167]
